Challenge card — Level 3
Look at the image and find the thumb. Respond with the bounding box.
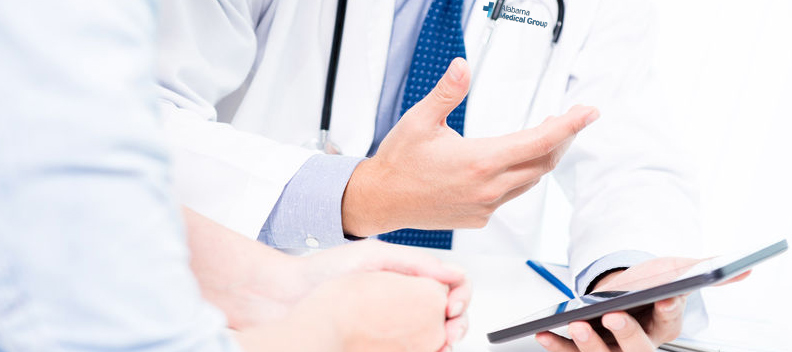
[371,241,467,285]
[407,57,471,126]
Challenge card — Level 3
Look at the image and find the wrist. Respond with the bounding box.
[341,158,396,236]
[589,269,626,293]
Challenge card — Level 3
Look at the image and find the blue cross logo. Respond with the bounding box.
[483,2,495,17]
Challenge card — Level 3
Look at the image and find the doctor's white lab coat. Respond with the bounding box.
[157,0,701,276]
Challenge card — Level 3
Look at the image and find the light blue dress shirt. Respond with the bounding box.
[258,0,620,290]
[0,2,239,351]
[260,0,473,248]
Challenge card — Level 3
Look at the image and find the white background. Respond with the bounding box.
[538,0,792,345]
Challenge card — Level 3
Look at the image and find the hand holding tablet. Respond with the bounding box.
[488,240,788,345]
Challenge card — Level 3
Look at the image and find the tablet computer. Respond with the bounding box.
[487,239,788,344]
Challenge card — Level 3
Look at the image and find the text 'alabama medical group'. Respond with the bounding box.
[483,2,549,28]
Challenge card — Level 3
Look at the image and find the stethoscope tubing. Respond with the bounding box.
[321,0,348,134]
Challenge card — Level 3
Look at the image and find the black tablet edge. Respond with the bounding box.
[487,273,717,344]
[487,239,788,344]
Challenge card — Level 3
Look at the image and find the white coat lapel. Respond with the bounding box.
[464,0,562,137]
[527,0,600,122]
[330,0,395,157]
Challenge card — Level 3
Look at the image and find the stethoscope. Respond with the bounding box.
[307,0,565,154]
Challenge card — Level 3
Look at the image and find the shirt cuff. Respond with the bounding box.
[258,154,364,249]
[575,250,657,296]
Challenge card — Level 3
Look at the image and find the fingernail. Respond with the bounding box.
[448,58,465,82]
[604,315,626,331]
[442,262,466,276]
[584,107,600,125]
[570,325,590,342]
[661,299,678,312]
[449,301,464,318]
[536,334,551,347]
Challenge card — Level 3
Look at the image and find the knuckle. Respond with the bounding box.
[525,179,540,189]
[468,157,497,178]
[656,306,684,341]
[605,314,641,340]
[464,217,481,229]
[414,277,444,295]
[520,171,543,186]
[533,135,554,156]
[475,187,501,204]
[571,116,588,134]
[616,322,641,340]
[428,82,457,105]
[486,200,500,213]
[427,281,450,304]
[508,183,534,200]
[662,323,683,342]
[541,155,560,173]
[430,277,449,293]
[474,214,492,228]
[564,112,588,135]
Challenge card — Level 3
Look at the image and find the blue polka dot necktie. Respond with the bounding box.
[378,0,467,250]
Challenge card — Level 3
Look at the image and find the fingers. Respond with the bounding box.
[364,240,467,285]
[490,180,537,208]
[494,105,599,167]
[361,241,472,321]
[717,270,751,286]
[568,322,610,352]
[444,313,469,348]
[446,276,472,319]
[536,323,614,352]
[494,136,573,192]
[646,296,685,345]
[536,331,579,352]
[539,312,666,352]
[407,57,471,126]
[602,312,655,352]
[471,136,572,209]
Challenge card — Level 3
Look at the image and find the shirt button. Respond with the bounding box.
[305,236,319,248]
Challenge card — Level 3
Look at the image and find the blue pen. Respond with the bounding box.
[526,260,576,299]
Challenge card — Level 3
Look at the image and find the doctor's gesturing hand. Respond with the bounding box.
[342,58,600,236]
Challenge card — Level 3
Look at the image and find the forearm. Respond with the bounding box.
[341,158,397,236]
[183,207,306,328]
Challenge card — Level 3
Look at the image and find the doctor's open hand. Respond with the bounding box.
[341,58,600,236]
